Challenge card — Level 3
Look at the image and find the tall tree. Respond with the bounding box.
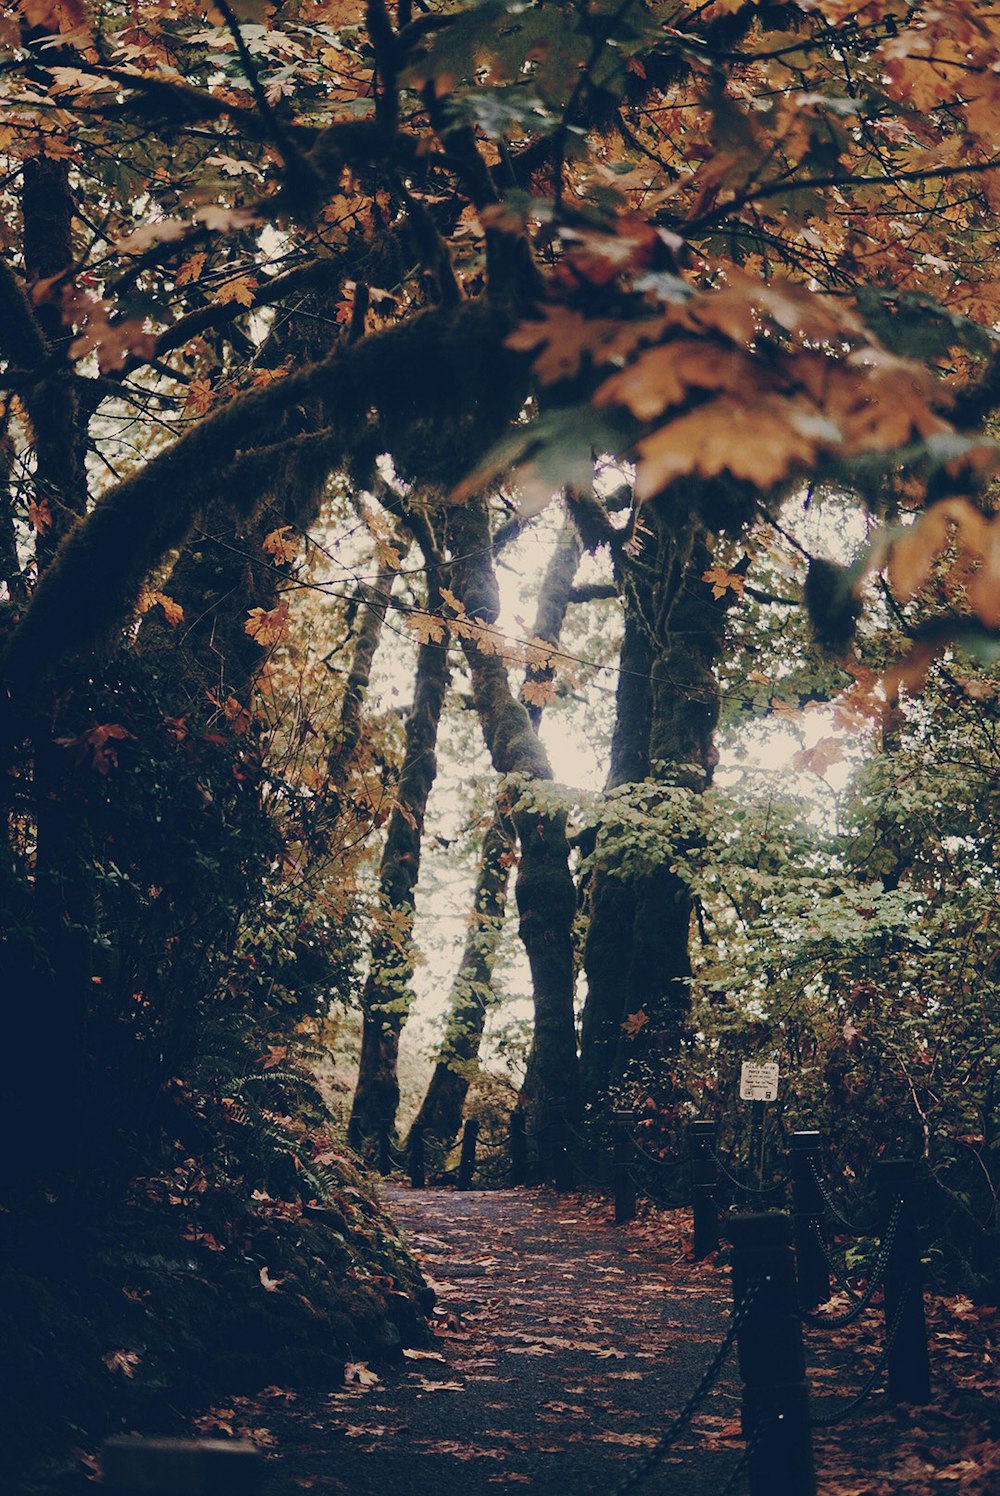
[410,508,583,1147]
[349,572,451,1142]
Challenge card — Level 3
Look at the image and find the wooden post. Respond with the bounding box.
[875,1159,931,1404]
[377,1121,392,1177]
[727,1214,817,1496]
[408,1122,425,1188]
[102,1438,263,1495]
[688,1118,719,1257]
[789,1130,830,1310]
[613,1111,637,1224]
[458,1118,479,1191]
[509,1109,528,1187]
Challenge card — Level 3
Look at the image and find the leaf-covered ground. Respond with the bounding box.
[176,1187,998,1496]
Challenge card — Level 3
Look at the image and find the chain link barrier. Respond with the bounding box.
[808,1158,868,1237]
[608,1282,760,1496]
[809,1287,911,1427]
[810,1220,863,1305]
[710,1148,787,1199]
[800,1200,901,1331]
[716,1412,774,1496]
[628,1165,680,1209]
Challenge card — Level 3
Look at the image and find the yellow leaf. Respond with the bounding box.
[439,586,466,614]
[262,525,298,565]
[520,677,557,709]
[595,339,749,421]
[215,275,258,307]
[406,610,447,644]
[244,599,290,647]
[701,566,745,600]
[175,252,207,286]
[635,395,823,497]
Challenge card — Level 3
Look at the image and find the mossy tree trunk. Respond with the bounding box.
[7,150,96,1177]
[409,511,583,1149]
[578,497,733,1117]
[407,807,515,1151]
[348,575,451,1144]
[579,603,656,1109]
[446,498,581,1130]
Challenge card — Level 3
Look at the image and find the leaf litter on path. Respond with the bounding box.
[181,1187,998,1496]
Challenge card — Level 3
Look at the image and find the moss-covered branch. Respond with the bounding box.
[1,299,521,711]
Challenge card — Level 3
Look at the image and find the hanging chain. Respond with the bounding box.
[717,1411,774,1496]
[810,1286,911,1426]
[607,1281,760,1496]
[801,1199,901,1331]
[710,1149,787,1198]
[808,1157,868,1237]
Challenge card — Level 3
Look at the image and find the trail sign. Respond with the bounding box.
[740,1061,779,1102]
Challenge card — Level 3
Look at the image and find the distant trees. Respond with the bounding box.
[1,1,998,1222]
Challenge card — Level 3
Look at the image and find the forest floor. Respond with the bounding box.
[177,1186,999,1496]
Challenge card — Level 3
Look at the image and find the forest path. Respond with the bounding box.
[242,1186,750,1496]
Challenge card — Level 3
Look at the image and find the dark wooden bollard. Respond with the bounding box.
[789,1130,830,1310]
[728,1214,817,1496]
[103,1438,263,1494]
[408,1122,425,1188]
[613,1111,637,1224]
[875,1158,931,1404]
[458,1118,479,1191]
[688,1119,719,1257]
[509,1109,528,1186]
[377,1122,392,1177]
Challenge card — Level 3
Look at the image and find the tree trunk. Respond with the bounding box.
[408,807,515,1148]
[610,502,730,1103]
[410,511,583,1147]
[348,576,451,1142]
[578,601,655,1107]
[446,498,580,1128]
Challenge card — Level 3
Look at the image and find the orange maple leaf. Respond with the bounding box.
[244,599,290,648]
[262,526,299,566]
[701,566,745,600]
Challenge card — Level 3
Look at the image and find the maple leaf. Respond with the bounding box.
[262,525,299,565]
[635,395,833,498]
[174,252,207,286]
[438,586,466,615]
[184,379,215,416]
[137,589,184,627]
[194,205,260,234]
[520,677,558,709]
[116,217,188,255]
[245,599,290,648]
[791,736,844,777]
[406,610,447,644]
[887,498,1000,629]
[595,338,749,421]
[344,1362,380,1387]
[701,566,745,600]
[56,722,133,774]
[215,275,258,308]
[621,1009,649,1038]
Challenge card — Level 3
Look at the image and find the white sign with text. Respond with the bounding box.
[740,1061,780,1102]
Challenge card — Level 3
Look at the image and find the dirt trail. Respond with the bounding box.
[244,1187,749,1496]
[182,1186,998,1496]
